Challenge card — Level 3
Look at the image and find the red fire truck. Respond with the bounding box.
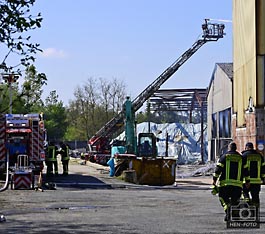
[0,113,46,190]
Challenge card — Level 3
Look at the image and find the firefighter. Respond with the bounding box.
[46,141,58,176]
[212,142,250,221]
[59,142,70,176]
[241,142,265,208]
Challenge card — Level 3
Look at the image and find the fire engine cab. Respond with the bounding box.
[0,113,46,189]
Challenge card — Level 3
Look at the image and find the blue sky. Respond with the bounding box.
[12,0,233,105]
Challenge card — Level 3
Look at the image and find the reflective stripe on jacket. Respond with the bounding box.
[213,151,249,188]
[46,146,57,161]
[61,145,70,161]
[242,149,265,184]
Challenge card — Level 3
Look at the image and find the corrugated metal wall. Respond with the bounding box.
[256,0,265,106]
[233,0,256,126]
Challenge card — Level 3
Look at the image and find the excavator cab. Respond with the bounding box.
[138,133,157,158]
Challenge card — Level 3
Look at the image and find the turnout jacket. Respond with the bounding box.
[46,145,58,162]
[242,149,265,184]
[59,144,70,161]
[213,150,250,188]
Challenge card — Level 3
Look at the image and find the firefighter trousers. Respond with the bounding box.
[243,183,261,206]
[46,160,58,176]
[62,160,69,175]
[219,185,242,213]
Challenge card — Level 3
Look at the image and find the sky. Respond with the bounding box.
[3,0,233,106]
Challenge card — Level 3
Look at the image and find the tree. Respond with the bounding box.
[0,64,47,114]
[44,90,67,141]
[64,100,85,141]
[22,64,47,112]
[109,77,126,114]
[72,78,99,140]
[99,77,111,121]
[66,77,127,140]
[99,77,126,122]
[0,0,42,74]
[0,81,24,113]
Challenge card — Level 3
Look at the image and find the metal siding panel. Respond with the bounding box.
[213,66,232,113]
[257,56,265,105]
[257,0,265,54]
[233,0,256,126]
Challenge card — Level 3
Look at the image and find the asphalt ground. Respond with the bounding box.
[0,158,265,233]
[43,158,214,192]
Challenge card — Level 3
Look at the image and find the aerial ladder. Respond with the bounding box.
[88,19,225,152]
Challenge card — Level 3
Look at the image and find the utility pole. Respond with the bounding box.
[2,73,19,114]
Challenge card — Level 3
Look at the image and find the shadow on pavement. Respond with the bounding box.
[42,173,112,189]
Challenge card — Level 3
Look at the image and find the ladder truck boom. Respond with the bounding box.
[88,20,225,148]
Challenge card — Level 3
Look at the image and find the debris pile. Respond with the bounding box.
[176,162,216,178]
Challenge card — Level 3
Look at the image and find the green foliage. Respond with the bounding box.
[0,0,42,74]
[0,83,12,113]
[44,90,67,141]
[22,64,47,112]
[136,111,148,123]
[64,126,85,141]
[0,65,47,114]
[0,82,24,113]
